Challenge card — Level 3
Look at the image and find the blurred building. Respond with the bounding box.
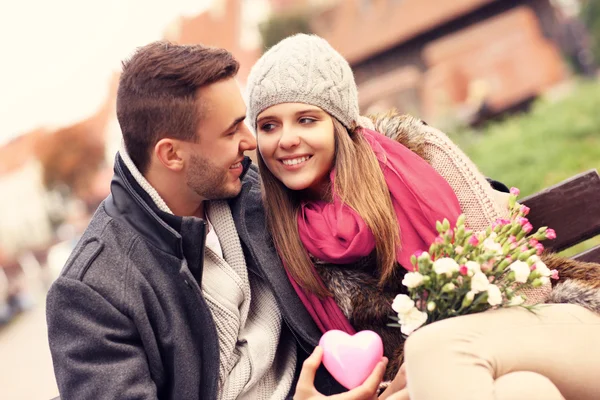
[0,75,117,259]
[0,0,582,258]
[304,0,569,124]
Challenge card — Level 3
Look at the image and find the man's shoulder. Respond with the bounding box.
[56,204,142,290]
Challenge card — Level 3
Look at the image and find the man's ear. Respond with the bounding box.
[154,138,185,172]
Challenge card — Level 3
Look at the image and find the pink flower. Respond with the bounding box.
[530,264,537,271]
[459,265,468,276]
[521,245,529,252]
[521,205,530,216]
[535,243,545,255]
[518,217,529,227]
[414,250,424,258]
[468,235,480,246]
[510,187,521,196]
[481,259,495,272]
[529,238,539,247]
[551,269,559,280]
[523,222,533,233]
[434,236,444,244]
[546,229,557,240]
[493,218,510,228]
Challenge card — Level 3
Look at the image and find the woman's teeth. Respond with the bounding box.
[282,156,310,166]
[230,162,242,169]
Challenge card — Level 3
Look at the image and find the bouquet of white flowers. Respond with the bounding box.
[390,188,559,335]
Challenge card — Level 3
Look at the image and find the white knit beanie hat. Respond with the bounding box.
[246,34,359,131]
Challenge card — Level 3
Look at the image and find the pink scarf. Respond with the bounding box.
[287,128,462,334]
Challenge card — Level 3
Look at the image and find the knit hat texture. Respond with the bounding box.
[246,34,359,130]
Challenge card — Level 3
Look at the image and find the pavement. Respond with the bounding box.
[0,296,59,400]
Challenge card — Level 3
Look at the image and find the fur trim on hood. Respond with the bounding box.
[367,110,600,314]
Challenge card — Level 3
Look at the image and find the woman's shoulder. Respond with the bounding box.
[367,111,431,159]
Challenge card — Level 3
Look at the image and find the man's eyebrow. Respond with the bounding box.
[222,115,246,134]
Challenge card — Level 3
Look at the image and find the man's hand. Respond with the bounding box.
[378,363,406,399]
[294,346,388,400]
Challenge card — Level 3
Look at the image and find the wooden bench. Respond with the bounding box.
[521,169,600,263]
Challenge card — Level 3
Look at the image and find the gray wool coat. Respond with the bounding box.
[46,154,344,400]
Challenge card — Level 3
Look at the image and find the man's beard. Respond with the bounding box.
[186,153,241,201]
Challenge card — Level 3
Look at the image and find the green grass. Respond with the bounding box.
[447,79,600,255]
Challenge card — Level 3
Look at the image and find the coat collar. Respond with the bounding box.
[105,153,185,258]
[229,165,324,349]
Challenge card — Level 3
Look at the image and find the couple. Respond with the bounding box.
[47,34,600,400]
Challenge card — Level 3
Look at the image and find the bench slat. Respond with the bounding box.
[573,244,600,263]
[521,169,600,252]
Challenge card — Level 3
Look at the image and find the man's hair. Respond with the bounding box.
[117,41,239,173]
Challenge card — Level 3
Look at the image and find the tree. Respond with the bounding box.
[36,124,105,198]
[581,0,600,65]
[259,11,312,51]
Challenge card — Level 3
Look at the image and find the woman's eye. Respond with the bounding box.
[299,117,316,124]
[260,123,275,132]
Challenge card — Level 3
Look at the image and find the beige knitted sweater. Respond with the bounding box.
[364,112,551,303]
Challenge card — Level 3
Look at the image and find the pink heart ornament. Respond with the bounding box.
[319,330,384,390]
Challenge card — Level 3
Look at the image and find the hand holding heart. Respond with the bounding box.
[319,330,385,390]
[293,344,388,399]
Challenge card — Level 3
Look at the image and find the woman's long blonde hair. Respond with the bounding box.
[258,117,401,297]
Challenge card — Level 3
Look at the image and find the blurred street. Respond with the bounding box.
[0,295,58,400]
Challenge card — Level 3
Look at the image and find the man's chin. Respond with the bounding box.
[218,181,243,200]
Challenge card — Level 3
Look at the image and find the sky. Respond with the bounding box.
[0,0,213,146]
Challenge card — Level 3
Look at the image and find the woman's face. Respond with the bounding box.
[256,103,335,196]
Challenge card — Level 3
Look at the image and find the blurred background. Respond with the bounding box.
[1,0,599,398]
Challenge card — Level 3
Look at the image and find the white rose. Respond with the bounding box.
[402,272,425,288]
[509,295,525,306]
[487,284,502,306]
[509,260,531,283]
[400,307,428,335]
[471,271,490,293]
[465,261,481,276]
[392,294,415,315]
[535,260,552,277]
[465,291,476,302]
[433,257,460,275]
[483,238,503,255]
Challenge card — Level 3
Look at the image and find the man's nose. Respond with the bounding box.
[240,124,257,151]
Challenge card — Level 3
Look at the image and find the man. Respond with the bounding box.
[46,42,387,399]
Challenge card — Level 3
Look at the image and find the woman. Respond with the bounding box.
[246,34,600,399]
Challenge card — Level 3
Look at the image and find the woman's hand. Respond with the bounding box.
[293,346,388,400]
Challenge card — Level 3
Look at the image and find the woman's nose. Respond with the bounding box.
[278,126,301,149]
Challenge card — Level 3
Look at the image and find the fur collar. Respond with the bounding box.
[365,110,600,313]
